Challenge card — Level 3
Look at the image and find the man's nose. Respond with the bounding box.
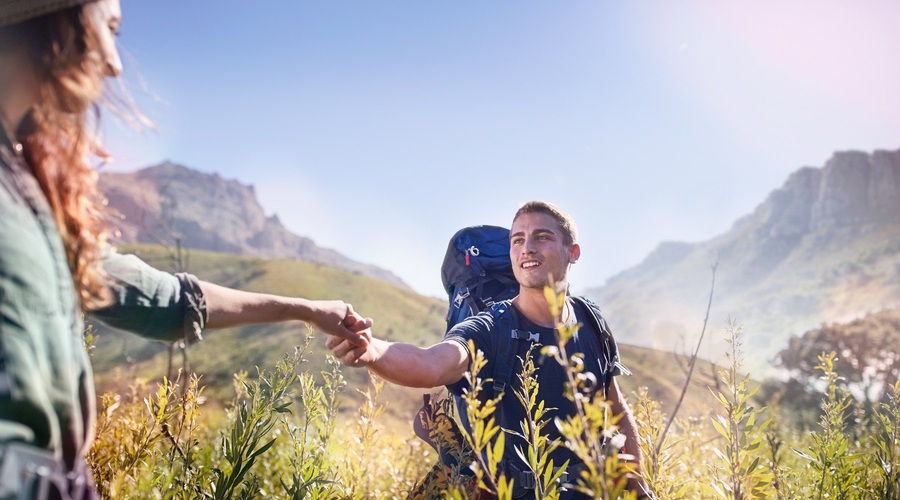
[522,237,536,253]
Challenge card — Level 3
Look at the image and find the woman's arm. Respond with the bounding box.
[96,251,370,346]
[199,281,371,346]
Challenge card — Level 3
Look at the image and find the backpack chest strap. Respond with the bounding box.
[510,328,540,342]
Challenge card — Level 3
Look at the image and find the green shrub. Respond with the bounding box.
[707,320,774,500]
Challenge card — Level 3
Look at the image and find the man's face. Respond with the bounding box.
[84,0,122,76]
[509,211,578,290]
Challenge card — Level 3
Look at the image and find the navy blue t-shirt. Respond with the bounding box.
[443,298,621,482]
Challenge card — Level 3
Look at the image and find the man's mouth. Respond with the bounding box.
[521,261,541,269]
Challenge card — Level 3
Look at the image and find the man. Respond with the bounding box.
[328,201,649,498]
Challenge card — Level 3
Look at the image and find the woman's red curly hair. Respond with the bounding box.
[12,6,114,310]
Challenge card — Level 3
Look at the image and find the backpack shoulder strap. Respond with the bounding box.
[486,300,541,399]
[487,300,519,400]
[571,296,631,398]
[571,295,610,338]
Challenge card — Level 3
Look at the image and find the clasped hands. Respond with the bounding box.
[311,300,373,350]
[321,305,378,367]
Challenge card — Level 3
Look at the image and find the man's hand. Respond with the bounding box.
[308,301,373,348]
[325,334,380,367]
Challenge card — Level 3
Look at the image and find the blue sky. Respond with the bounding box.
[104,1,900,298]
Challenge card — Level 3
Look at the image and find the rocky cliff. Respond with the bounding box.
[587,148,900,374]
[99,162,408,287]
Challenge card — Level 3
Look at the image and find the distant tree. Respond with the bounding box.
[777,309,900,407]
[757,377,822,430]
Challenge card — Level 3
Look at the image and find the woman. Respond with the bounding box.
[0,1,371,498]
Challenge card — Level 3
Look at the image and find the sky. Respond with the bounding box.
[103,1,900,299]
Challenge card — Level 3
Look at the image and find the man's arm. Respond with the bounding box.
[608,379,652,497]
[199,281,372,346]
[326,335,468,388]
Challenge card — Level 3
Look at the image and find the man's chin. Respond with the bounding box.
[517,279,549,291]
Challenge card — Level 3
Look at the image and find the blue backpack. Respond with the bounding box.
[440,225,519,330]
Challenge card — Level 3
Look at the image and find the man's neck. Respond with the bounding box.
[512,284,568,329]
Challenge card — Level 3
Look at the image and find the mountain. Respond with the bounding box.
[98,162,407,287]
[586,148,900,375]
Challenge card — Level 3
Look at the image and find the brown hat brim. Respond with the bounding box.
[0,0,97,28]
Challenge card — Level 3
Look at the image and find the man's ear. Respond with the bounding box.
[569,243,581,264]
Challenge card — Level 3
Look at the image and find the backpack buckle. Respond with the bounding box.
[511,329,539,342]
[453,290,470,307]
[518,469,536,490]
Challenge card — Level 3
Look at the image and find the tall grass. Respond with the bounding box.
[88,332,432,499]
[88,319,900,499]
[707,320,773,499]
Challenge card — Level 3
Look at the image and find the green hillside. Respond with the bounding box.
[90,245,724,430]
[617,343,724,418]
[90,244,444,424]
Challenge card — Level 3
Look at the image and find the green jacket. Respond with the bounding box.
[0,127,206,472]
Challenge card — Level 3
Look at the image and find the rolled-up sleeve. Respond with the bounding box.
[90,251,207,343]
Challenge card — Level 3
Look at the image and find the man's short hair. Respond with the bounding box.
[512,201,578,245]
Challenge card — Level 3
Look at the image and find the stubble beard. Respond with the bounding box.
[516,269,565,292]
